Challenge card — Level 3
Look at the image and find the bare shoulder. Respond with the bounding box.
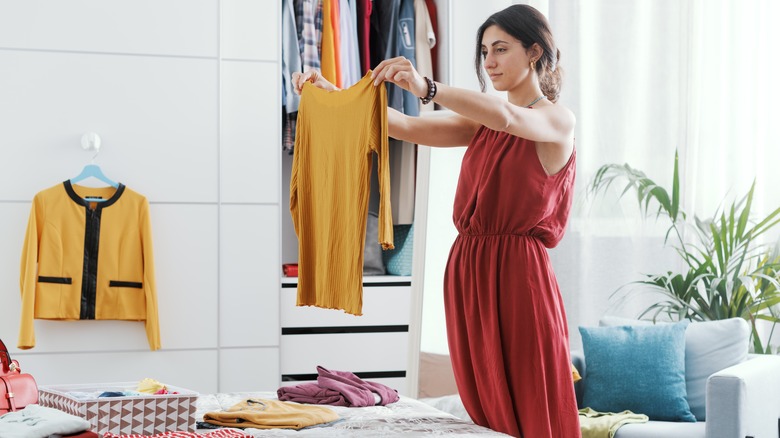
[541,101,576,135]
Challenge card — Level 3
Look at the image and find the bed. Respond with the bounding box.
[194,392,508,437]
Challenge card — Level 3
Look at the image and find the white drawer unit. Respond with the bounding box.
[280,276,413,397]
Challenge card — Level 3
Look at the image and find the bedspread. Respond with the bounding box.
[195,392,510,437]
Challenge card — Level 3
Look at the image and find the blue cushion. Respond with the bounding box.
[382,223,414,276]
[599,316,749,420]
[579,321,696,422]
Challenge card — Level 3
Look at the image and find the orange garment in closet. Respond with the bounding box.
[321,0,342,88]
[290,72,393,316]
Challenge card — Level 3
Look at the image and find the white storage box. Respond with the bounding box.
[39,382,198,435]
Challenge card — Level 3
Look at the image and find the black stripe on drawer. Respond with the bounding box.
[109,280,143,288]
[38,276,72,284]
[281,281,411,288]
[282,370,406,382]
[282,325,409,335]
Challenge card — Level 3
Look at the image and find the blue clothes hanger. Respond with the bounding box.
[70,164,119,189]
[70,133,119,201]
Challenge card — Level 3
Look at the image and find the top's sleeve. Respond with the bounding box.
[289,101,303,237]
[140,198,161,351]
[18,194,43,349]
[371,84,394,250]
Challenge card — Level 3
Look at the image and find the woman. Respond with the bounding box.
[293,5,579,437]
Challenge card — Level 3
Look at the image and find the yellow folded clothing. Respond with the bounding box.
[579,407,649,438]
[137,378,166,394]
[203,398,340,430]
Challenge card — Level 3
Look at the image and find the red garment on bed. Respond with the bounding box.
[443,126,580,438]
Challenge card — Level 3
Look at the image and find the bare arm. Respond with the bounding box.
[372,57,575,144]
[388,108,480,147]
[431,82,575,143]
[292,69,481,147]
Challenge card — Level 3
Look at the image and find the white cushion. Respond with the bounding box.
[614,420,705,438]
[599,316,749,421]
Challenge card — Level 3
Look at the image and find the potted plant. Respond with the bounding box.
[587,151,780,353]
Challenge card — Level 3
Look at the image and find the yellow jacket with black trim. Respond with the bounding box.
[18,181,160,350]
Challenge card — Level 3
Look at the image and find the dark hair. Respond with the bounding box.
[474,5,562,103]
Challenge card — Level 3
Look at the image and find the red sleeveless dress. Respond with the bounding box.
[443,125,580,437]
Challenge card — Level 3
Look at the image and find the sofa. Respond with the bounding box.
[573,317,780,438]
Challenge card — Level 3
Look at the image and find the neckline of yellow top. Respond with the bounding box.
[63,180,126,209]
[301,71,376,103]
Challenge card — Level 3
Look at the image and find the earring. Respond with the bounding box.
[530,59,536,71]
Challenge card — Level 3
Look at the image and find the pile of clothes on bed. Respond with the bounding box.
[198,366,399,431]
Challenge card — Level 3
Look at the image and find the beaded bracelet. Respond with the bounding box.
[420,76,437,105]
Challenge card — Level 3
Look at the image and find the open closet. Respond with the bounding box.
[276,0,517,398]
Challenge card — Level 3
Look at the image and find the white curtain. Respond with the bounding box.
[418,0,780,356]
[548,0,780,349]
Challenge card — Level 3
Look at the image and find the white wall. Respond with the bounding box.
[0,0,281,394]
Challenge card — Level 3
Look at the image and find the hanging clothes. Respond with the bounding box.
[414,0,436,95]
[424,0,439,81]
[18,182,161,350]
[320,0,343,87]
[370,0,419,117]
[386,0,434,224]
[297,0,323,73]
[283,0,303,153]
[356,0,372,74]
[339,0,361,88]
[283,0,302,115]
[290,72,394,316]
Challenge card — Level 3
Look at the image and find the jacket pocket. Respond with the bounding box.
[109,280,143,289]
[38,276,72,284]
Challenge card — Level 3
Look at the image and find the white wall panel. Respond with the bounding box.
[152,204,219,350]
[219,347,280,392]
[0,50,218,203]
[219,204,280,347]
[0,203,34,352]
[18,350,219,394]
[0,1,282,394]
[0,0,218,57]
[221,61,280,204]
[221,0,279,61]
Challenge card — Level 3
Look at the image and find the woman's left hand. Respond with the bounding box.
[371,57,428,99]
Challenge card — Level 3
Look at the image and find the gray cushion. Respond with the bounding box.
[363,211,386,275]
[614,421,705,438]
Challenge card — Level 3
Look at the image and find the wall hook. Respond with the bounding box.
[81,132,102,162]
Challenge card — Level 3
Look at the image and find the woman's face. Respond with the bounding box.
[480,25,535,92]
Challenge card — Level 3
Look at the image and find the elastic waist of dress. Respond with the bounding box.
[458,232,536,238]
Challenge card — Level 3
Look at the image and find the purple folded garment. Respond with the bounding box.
[316,366,400,407]
[277,382,348,406]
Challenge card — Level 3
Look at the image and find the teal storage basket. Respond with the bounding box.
[383,223,414,276]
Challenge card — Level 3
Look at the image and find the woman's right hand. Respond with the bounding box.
[292,70,338,95]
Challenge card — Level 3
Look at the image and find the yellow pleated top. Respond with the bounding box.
[290,71,394,316]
